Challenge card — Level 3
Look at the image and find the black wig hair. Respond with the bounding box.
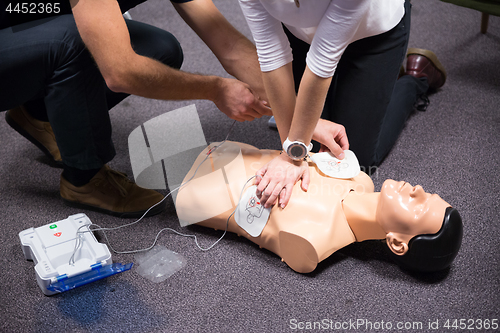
[388,207,463,272]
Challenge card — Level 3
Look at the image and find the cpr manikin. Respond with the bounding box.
[174,141,463,273]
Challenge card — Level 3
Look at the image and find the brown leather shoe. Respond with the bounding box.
[60,165,166,218]
[5,105,62,166]
[406,48,447,91]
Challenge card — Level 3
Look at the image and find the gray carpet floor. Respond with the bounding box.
[1,0,499,332]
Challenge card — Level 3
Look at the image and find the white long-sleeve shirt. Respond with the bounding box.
[238,0,405,78]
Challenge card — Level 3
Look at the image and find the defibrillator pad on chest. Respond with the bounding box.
[234,185,271,237]
[310,150,360,179]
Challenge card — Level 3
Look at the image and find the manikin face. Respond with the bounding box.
[376,180,450,255]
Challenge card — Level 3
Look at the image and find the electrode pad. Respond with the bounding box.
[310,150,360,179]
[234,185,271,237]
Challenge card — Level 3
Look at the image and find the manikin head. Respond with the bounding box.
[376,180,463,272]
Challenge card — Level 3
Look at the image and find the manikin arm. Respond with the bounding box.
[69,0,268,121]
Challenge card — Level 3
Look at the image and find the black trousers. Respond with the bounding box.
[285,0,428,168]
[0,11,183,170]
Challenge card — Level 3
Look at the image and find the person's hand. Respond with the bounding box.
[312,119,349,159]
[214,78,272,122]
[254,153,310,209]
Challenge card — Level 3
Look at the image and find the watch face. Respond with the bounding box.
[288,143,306,160]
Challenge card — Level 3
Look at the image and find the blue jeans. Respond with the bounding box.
[285,0,428,168]
[0,13,183,170]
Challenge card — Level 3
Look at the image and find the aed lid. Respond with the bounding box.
[47,262,133,293]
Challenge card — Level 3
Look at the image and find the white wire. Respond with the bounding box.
[70,120,255,262]
[84,175,255,255]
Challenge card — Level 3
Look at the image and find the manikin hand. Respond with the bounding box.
[255,153,310,209]
[214,78,271,122]
[312,119,349,158]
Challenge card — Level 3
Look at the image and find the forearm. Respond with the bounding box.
[71,0,225,103]
[289,65,332,144]
[262,63,296,143]
[112,54,224,102]
[220,35,268,102]
[174,0,267,101]
[263,64,331,145]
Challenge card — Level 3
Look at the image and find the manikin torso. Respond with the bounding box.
[175,141,375,273]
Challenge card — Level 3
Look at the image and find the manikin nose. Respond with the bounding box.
[410,185,425,197]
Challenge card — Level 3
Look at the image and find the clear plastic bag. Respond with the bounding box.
[134,245,186,283]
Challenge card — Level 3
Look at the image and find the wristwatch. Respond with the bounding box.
[283,138,313,161]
